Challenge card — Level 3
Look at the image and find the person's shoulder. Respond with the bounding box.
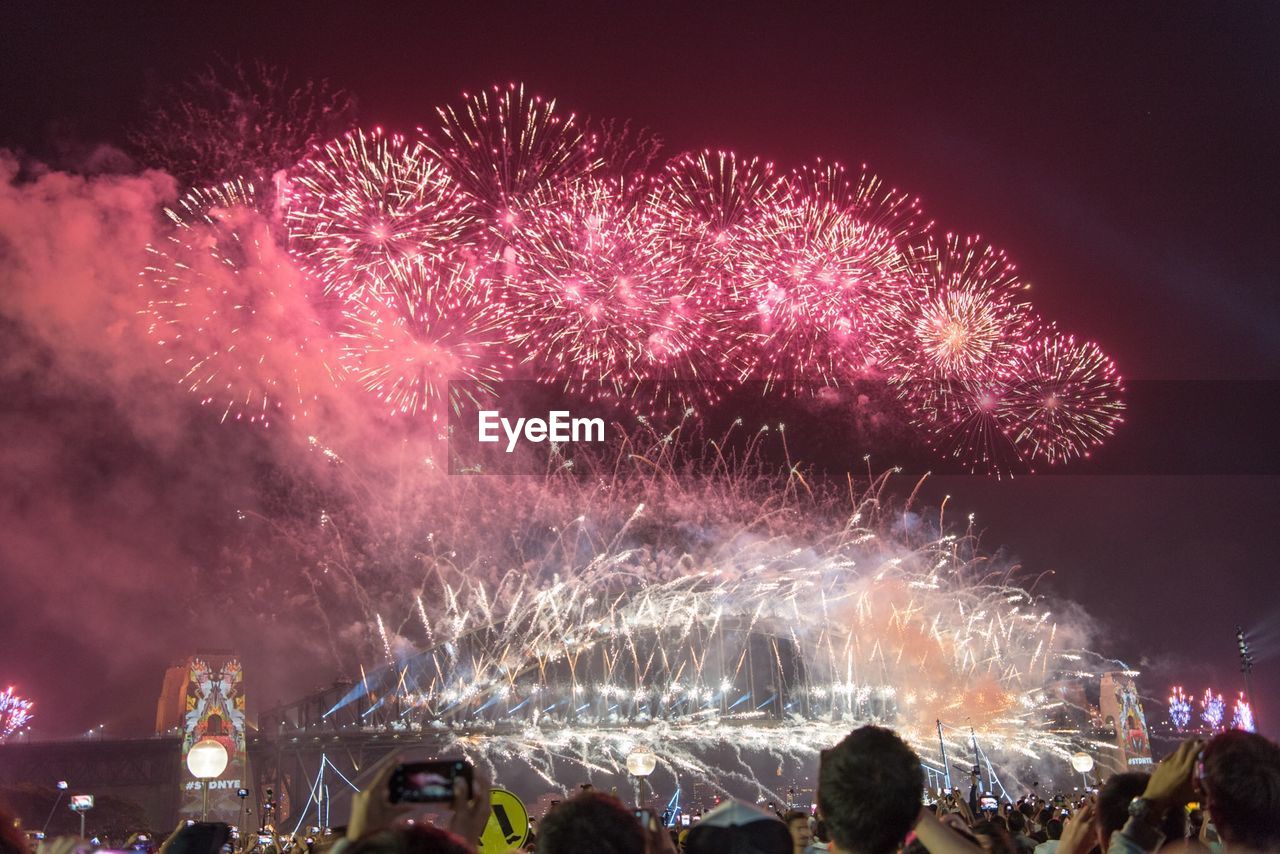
[1031,840,1059,854]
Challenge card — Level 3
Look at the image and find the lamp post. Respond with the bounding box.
[41,781,69,835]
[187,738,230,821]
[626,748,657,808]
[1070,752,1094,791]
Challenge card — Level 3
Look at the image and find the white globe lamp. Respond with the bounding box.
[1070,751,1095,790]
[188,738,229,819]
[626,748,657,807]
[1069,752,1094,774]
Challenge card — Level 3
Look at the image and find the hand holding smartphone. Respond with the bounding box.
[388,759,473,803]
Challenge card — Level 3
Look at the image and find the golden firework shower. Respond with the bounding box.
[278,426,1112,796]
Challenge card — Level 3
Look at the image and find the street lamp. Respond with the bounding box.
[187,738,229,820]
[626,748,657,807]
[42,782,70,835]
[1070,752,1094,790]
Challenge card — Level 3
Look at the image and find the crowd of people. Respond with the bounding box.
[3,726,1278,854]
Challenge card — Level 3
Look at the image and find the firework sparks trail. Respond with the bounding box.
[648,150,781,286]
[338,257,513,419]
[0,687,33,741]
[429,83,596,234]
[919,378,1023,477]
[139,179,337,426]
[285,127,474,295]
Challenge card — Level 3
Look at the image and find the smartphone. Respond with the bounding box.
[634,809,652,828]
[257,835,273,846]
[388,759,472,803]
[979,796,998,811]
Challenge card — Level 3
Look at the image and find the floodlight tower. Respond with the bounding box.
[1237,626,1257,729]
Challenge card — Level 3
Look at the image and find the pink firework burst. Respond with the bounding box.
[649,149,782,279]
[429,83,596,228]
[874,234,1034,385]
[503,176,745,412]
[740,160,926,391]
[1005,332,1125,466]
[339,258,513,420]
[141,179,338,426]
[285,127,473,295]
[918,375,1024,476]
[0,687,34,741]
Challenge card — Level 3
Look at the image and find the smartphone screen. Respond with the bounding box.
[388,759,473,803]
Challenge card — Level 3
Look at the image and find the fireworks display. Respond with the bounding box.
[338,258,512,419]
[1168,686,1192,731]
[740,162,923,391]
[139,83,1124,469]
[256,425,1117,796]
[0,686,33,740]
[285,127,473,295]
[140,179,337,426]
[501,175,746,410]
[874,235,1032,384]
[1232,693,1256,732]
[429,83,595,225]
[1006,333,1126,466]
[1201,689,1226,730]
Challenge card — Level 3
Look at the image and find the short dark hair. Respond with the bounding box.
[1045,818,1063,840]
[1202,730,1280,849]
[969,820,1015,854]
[536,791,644,854]
[1007,811,1026,834]
[684,820,791,854]
[1096,773,1149,839]
[817,725,923,854]
[782,809,809,825]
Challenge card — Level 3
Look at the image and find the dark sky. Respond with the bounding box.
[2,1,1278,738]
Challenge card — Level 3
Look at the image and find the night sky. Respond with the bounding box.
[2,2,1278,739]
